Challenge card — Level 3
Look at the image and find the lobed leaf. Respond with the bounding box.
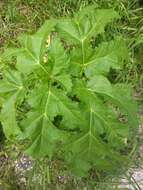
[0,71,25,138]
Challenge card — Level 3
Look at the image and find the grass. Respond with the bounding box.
[0,0,94,49]
[116,0,143,95]
[0,0,143,189]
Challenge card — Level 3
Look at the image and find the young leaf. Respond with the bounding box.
[46,38,72,91]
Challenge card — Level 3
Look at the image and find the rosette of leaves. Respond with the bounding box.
[0,6,138,176]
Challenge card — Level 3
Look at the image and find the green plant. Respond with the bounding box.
[0,6,138,177]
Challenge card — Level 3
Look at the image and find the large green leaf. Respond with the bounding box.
[64,104,127,176]
[85,38,128,77]
[57,9,119,45]
[65,80,131,175]
[69,38,128,78]
[2,20,55,74]
[17,20,55,74]
[87,75,138,128]
[74,80,130,146]
[21,83,84,157]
